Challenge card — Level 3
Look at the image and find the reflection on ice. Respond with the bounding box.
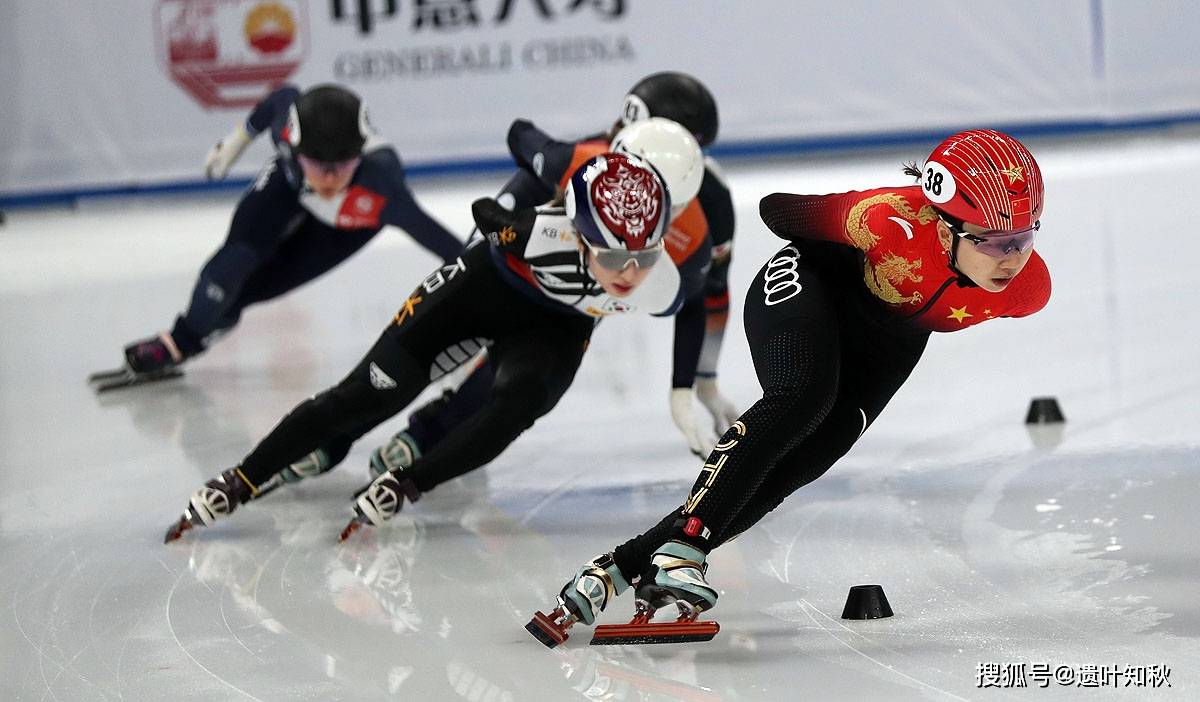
[1,133,1198,700]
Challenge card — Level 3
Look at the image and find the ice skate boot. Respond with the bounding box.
[89,333,185,392]
[591,541,719,645]
[164,468,260,543]
[338,468,421,542]
[526,553,629,648]
[368,430,421,478]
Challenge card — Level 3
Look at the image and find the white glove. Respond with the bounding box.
[669,388,716,458]
[695,377,741,435]
[203,123,253,181]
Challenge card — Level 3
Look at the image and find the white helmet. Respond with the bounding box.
[610,116,703,215]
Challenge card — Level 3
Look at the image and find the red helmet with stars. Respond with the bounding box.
[920,129,1043,232]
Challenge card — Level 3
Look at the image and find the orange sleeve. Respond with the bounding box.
[665,199,709,266]
[556,141,607,191]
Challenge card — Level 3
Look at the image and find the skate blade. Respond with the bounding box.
[163,516,195,544]
[90,367,183,393]
[590,619,719,645]
[526,609,571,648]
[337,516,368,543]
[87,367,131,382]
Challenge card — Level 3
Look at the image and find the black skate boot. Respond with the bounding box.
[124,333,185,374]
[89,332,186,392]
[338,468,422,542]
[164,468,257,543]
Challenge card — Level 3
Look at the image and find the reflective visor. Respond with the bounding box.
[584,239,664,271]
[297,154,361,177]
[962,222,1039,258]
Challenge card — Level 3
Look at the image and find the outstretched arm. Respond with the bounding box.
[378,150,464,262]
[204,84,300,180]
[759,191,856,246]
[507,119,582,191]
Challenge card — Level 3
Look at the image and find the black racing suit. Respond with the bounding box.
[397,118,736,466]
[236,198,690,492]
[611,240,930,579]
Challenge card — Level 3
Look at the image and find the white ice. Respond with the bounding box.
[2,131,1198,701]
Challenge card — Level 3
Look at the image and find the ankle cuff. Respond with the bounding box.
[656,539,708,563]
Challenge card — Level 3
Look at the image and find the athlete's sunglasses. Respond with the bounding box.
[583,238,664,271]
[939,213,1039,258]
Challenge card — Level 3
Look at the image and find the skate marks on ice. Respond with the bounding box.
[164,560,266,702]
[8,547,105,701]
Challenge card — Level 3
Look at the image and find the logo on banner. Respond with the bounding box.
[155,0,311,108]
[329,0,634,81]
[331,0,625,36]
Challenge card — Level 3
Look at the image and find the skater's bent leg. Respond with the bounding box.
[715,326,930,546]
[172,241,265,355]
[614,249,845,572]
[238,330,428,487]
[613,374,848,580]
[405,355,495,452]
[675,322,840,543]
[713,401,864,546]
[228,223,378,309]
[171,179,307,354]
[404,329,589,492]
[610,325,842,577]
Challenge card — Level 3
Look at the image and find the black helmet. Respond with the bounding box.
[286,84,368,162]
[622,72,719,147]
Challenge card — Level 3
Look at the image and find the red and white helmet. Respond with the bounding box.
[920,129,1043,232]
[565,152,670,251]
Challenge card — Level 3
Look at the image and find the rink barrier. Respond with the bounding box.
[4,112,1200,209]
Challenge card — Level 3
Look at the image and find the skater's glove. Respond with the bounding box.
[669,388,716,458]
[695,378,740,435]
[203,123,254,181]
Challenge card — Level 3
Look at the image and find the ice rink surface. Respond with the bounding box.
[2,131,1198,700]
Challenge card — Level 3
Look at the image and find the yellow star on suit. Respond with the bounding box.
[947,305,973,323]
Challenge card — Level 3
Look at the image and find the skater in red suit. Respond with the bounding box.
[529,129,1053,647]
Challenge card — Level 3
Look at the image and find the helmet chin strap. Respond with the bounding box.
[578,246,600,295]
[946,236,978,288]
